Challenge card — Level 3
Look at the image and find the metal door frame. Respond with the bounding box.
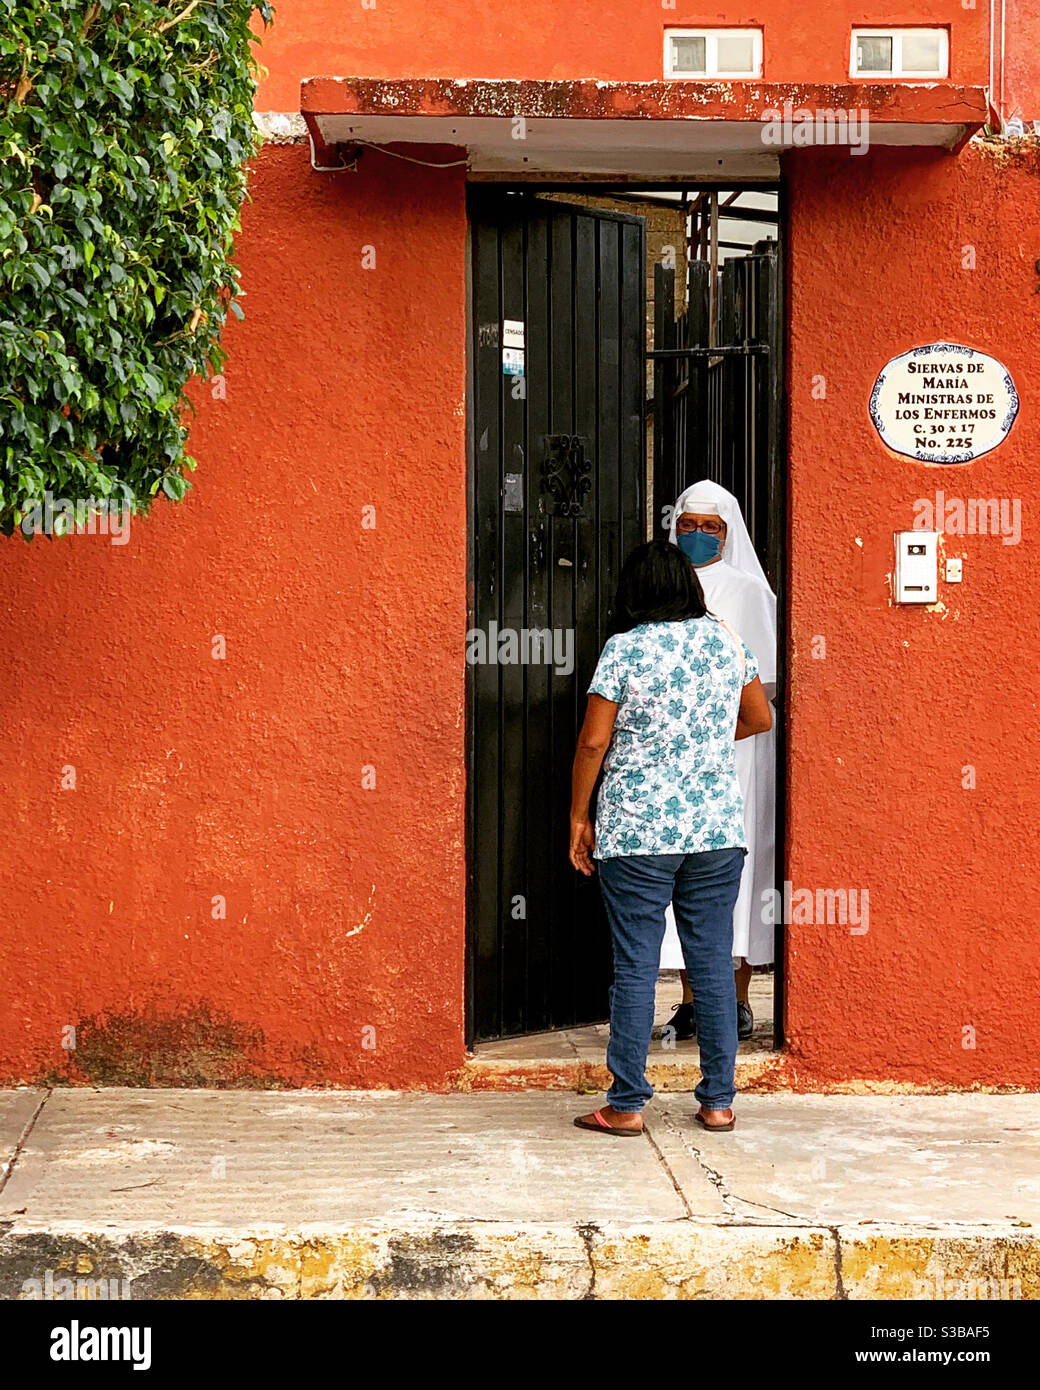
[464,179,787,1052]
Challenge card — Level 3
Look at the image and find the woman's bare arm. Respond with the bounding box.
[569,694,619,875]
[735,676,773,741]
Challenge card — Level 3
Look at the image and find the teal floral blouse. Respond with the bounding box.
[588,617,759,860]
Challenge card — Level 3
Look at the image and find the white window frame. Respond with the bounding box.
[664,28,764,80]
[850,28,949,79]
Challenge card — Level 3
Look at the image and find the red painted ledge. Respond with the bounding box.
[300,76,989,127]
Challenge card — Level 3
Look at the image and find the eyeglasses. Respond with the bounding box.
[676,519,725,535]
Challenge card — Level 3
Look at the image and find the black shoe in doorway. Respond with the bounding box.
[661,1001,697,1041]
[737,1001,754,1041]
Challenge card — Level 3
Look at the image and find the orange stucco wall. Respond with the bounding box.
[1005,0,1040,123]
[784,140,1040,1087]
[0,145,470,1088]
[3,4,1039,1091]
[255,3,988,108]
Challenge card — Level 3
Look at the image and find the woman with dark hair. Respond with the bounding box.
[569,539,772,1136]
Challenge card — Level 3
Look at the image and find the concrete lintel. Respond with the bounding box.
[295,78,988,177]
[300,76,989,127]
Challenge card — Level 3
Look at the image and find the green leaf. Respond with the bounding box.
[161,473,187,501]
[0,1,269,535]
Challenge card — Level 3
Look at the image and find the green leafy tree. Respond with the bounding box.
[0,0,273,537]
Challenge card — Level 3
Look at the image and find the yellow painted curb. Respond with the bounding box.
[4,1223,1037,1300]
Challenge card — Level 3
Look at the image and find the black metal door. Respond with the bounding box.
[467,191,646,1042]
[651,246,781,588]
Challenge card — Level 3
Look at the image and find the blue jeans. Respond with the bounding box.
[597,848,746,1113]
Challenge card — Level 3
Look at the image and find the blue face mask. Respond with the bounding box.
[676,530,722,567]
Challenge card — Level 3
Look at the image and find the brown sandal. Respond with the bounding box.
[695,1110,736,1133]
[573,1107,644,1137]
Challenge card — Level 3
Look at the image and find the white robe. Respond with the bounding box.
[660,559,776,968]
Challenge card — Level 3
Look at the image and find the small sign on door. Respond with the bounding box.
[502,347,525,376]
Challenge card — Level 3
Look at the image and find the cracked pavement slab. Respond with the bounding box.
[651,1092,1040,1226]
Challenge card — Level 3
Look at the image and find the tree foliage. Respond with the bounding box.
[0,0,272,536]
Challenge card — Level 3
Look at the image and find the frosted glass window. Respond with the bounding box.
[716,35,756,74]
[856,35,893,73]
[901,31,943,72]
[670,37,706,74]
[665,29,763,79]
[852,29,948,78]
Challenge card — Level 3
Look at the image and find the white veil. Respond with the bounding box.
[667,480,771,591]
[661,479,778,970]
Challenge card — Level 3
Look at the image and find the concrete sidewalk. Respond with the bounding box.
[1,1088,1037,1299]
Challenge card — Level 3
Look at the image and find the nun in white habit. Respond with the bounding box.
[659,480,777,1041]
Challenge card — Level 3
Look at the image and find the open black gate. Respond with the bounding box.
[467,191,646,1042]
[649,232,785,1048]
[651,245,782,589]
